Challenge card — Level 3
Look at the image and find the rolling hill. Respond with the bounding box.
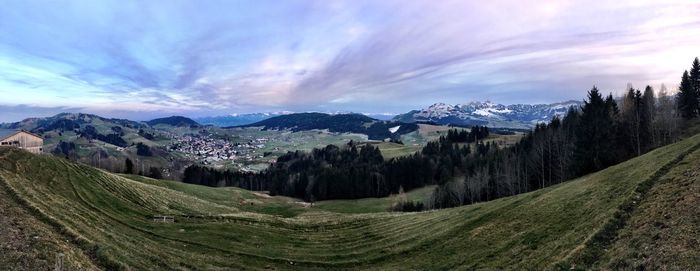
[147,116,200,127]
[0,113,200,180]
[1,131,699,269]
[0,112,145,133]
[238,112,418,140]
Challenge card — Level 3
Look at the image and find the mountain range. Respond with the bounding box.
[192,100,581,129]
[0,100,582,137]
[393,100,582,128]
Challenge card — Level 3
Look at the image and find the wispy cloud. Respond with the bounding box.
[0,0,699,121]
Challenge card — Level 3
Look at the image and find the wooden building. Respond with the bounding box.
[0,129,44,154]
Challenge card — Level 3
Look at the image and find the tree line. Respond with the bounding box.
[181,127,491,201]
[445,126,489,142]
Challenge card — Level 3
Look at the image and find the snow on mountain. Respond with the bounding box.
[388,125,401,133]
[394,100,582,129]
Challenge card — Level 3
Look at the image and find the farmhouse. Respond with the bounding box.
[0,129,43,154]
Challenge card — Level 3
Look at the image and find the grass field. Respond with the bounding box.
[364,141,422,160]
[122,175,436,216]
[120,174,307,218]
[312,186,436,214]
[1,132,699,270]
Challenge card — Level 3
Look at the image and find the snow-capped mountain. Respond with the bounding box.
[393,100,582,129]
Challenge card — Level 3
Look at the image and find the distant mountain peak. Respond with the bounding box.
[394,100,582,129]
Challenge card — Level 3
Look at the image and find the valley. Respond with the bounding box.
[1,112,520,179]
[1,131,698,269]
[2,2,699,270]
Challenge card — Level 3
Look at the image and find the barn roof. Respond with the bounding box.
[0,129,42,141]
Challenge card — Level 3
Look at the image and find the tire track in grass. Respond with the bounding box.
[556,141,700,270]
[0,174,121,270]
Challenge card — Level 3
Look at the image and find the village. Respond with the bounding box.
[166,132,271,167]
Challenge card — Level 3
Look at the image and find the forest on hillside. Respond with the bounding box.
[180,58,700,211]
[239,112,419,140]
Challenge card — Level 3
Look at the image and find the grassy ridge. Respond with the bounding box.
[1,133,699,270]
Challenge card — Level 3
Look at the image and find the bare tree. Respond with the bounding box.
[655,84,680,145]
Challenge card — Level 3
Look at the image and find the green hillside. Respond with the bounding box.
[240,112,418,140]
[1,132,700,270]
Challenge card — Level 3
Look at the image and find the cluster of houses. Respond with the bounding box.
[168,134,268,165]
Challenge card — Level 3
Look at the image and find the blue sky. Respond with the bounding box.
[1,0,699,122]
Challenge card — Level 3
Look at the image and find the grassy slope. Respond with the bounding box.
[0,133,699,270]
[370,142,422,160]
[596,145,700,270]
[0,180,98,270]
[312,186,435,214]
[122,175,435,215]
[120,174,307,218]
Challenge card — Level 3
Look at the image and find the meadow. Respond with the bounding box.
[1,131,698,269]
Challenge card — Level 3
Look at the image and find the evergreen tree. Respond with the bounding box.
[125,158,134,174]
[677,71,697,118]
[605,93,619,116]
[147,167,163,179]
[690,57,700,94]
[136,142,153,156]
[574,87,616,173]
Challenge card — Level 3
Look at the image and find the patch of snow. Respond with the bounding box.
[473,109,493,116]
[491,108,512,113]
[389,125,401,133]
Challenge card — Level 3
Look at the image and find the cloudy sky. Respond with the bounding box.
[1,0,699,122]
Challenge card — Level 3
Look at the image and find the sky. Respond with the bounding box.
[1,0,699,122]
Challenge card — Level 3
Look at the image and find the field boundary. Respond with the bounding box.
[555,141,700,270]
